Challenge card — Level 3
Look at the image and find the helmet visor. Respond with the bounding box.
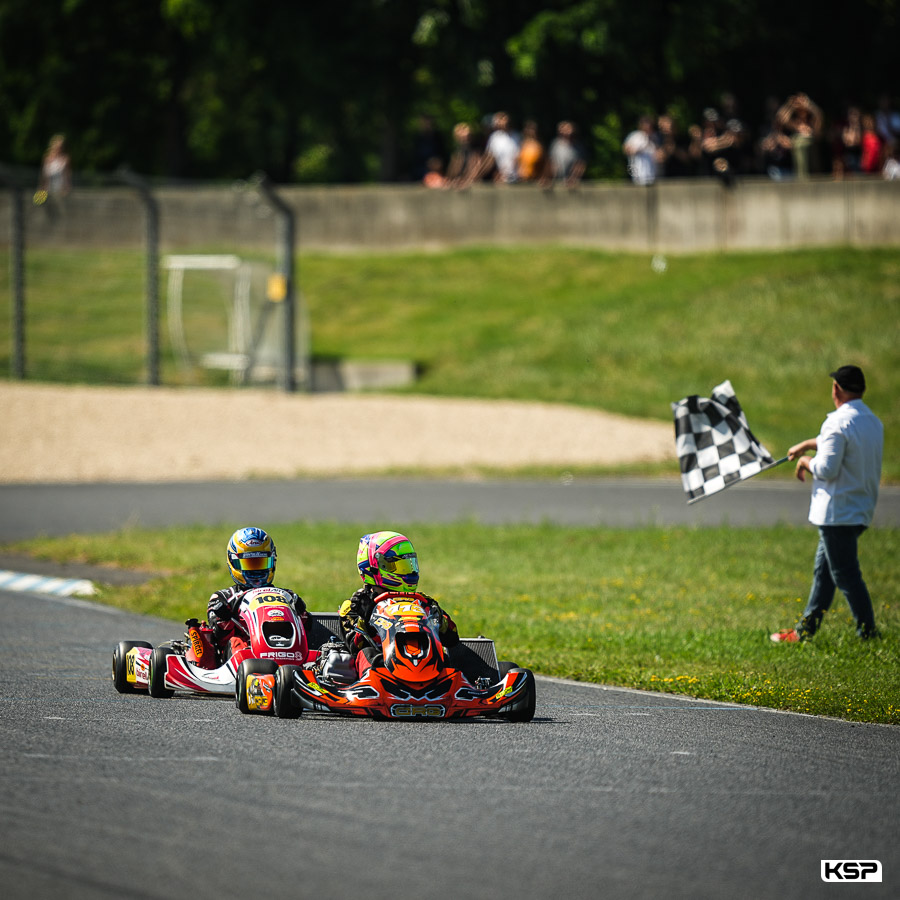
[233,552,275,573]
[379,553,418,576]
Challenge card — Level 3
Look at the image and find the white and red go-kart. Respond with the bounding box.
[111,586,313,698]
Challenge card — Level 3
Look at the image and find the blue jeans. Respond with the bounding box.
[798,525,876,638]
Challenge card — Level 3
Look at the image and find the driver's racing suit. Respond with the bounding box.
[207,585,307,660]
[338,584,459,676]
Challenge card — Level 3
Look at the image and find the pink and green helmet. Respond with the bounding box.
[357,531,419,592]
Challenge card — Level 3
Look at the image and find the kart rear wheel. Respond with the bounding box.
[235,659,278,714]
[148,646,175,698]
[274,665,302,719]
[505,668,536,723]
[112,641,152,694]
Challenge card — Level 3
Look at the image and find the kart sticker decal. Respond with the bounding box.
[189,630,206,660]
[246,674,274,712]
[380,676,456,702]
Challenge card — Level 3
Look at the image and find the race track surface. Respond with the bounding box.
[2,481,899,899]
[1,590,897,900]
[2,478,899,542]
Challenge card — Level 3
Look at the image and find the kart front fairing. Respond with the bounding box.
[289,662,534,720]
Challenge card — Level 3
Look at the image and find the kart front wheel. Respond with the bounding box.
[235,659,278,714]
[112,641,152,694]
[505,668,536,723]
[274,665,302,719]
[148,647,175,698]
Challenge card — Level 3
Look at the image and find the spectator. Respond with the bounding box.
[422,157,446,189]
[883,141,900,180]
[757,96,793,179]
[542,120,586,188]
[622,115,658,185]
[776,93,823,178]
[716,92,751,173]
[687,123,704,173]
[480,111,521,184]
[444,122,483,190]
[409,115,446,183]
[656,113,695,178]
[516,119,545,182]
[699,105,745,183]
[874,93,900,148]
[860,113,883,173]
[831,105,862,179]
[36,133,72,206]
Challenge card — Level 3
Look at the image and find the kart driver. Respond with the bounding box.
[339,530,459,677]
[207,526,307,660]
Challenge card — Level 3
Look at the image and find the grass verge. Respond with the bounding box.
[1,245,898,479]
[7,521,898,725]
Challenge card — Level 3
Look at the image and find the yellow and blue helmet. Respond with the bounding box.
[357,531,419,592]
[227,526,276,588]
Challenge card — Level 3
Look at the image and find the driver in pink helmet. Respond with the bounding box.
[339,531,459,677]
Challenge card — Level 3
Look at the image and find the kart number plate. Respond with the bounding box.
[390,704,445,718]
[246,674,275,712]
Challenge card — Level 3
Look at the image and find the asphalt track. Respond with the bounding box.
[1,590,898,900]
[2,477,899,542]
[1,480,898,899]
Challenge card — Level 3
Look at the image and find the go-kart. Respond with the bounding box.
[111,586,316,698]
[234,591,536,722]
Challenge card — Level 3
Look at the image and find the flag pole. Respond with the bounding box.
[687,456,789,505]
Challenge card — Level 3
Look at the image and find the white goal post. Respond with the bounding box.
[162,254,252,374]
[162,253,310,388]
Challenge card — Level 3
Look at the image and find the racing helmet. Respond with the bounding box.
[357,531,419,592]
[227,526,277,588]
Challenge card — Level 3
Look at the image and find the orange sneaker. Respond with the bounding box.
[770,628,803,643]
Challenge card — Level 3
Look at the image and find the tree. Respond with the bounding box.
[1,0,898,182]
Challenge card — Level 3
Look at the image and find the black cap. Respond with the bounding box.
[830,365,866,394]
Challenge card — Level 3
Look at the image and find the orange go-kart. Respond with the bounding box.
[235,591,536,722]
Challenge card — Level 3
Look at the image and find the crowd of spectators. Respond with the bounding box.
[414,92,900,190]
[416,111,587,190]
[622,91,900,186]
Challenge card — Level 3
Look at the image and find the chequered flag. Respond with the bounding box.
[671,380,777,503]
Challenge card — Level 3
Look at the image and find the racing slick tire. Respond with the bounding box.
[273,664,303,719]
[504,667,536,723]
[235,659,278,714]
[148,646,175,698]
[112,641,152,694]
[498,660,517,678]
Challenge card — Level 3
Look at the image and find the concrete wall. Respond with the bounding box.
[2,178,899,253]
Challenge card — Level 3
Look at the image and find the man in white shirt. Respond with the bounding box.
[772,366,884,642]
[622,115,658,186]
[483,112,521,183]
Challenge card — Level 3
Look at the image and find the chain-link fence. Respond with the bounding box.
[0,166,306,391]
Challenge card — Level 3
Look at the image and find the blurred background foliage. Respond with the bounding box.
[1,0,898,183]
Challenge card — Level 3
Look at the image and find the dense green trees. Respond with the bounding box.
[1,0,897,183]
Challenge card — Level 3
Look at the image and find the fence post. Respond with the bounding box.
[9,183,26,379]
[253,172,297,393]
[115,168,160,386]
[0,167,27,379]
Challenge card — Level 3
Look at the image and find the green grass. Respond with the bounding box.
[1,245,898,478]
[2,245,898,723]
[7,521,899,725]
